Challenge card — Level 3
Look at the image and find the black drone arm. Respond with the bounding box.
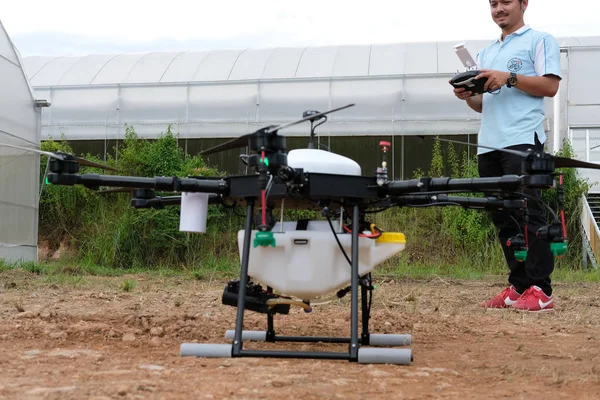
[131,195,182,209]
[47,172,229,195]
[382,174,552,196]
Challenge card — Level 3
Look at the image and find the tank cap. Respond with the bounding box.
[376,232,406,244]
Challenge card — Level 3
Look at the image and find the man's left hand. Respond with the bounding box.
[475,70,510,92]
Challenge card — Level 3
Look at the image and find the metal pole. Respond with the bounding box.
[401,136,405,180]
[392,107,395,180]
[349,204,360,360]
[233,200,255,356]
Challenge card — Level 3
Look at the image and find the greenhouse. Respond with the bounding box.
[19,35,600,179]
[0,20,44,262]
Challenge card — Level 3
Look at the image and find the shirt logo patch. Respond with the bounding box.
[507,58,523,72]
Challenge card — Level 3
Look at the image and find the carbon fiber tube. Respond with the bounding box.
[384,175,525,195]
[47,173,228,194]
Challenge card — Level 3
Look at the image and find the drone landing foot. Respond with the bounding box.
[180,343,232,358]
[179,344,413,365]
[358,348,412,365]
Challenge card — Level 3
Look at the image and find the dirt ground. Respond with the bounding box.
[1,269,599,400]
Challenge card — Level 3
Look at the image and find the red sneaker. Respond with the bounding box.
[481,285,522,309]
[512,286,554,312]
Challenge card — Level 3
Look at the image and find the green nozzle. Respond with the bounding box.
[254,231,276,248]
[514,250,528,262]
[550,242,568,257]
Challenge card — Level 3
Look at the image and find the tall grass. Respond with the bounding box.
[37,128,592,277]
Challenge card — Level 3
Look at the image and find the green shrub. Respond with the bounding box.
[40,126,241,270]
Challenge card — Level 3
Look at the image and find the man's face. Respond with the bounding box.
[489,0,526,29]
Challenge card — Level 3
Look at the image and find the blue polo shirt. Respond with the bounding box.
[475,25,562,155]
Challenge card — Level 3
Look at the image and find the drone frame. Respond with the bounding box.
[44,152,565,365]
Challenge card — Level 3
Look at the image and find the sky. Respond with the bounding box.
[2,0,600,57]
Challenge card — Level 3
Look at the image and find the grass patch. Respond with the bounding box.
[551,267,600,283]
[3,256,599,288]
[0,258,240,286]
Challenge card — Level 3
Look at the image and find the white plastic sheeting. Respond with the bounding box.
[0,20,41,263]
[18,36,600,152]
[23,40,502,141]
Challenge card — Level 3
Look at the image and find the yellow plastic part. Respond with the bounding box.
[376,232,406,244]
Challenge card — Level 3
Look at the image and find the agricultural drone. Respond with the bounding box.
[6,102,600,366]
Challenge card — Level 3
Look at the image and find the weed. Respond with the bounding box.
[121,279,136,292]
[22,261,43,275]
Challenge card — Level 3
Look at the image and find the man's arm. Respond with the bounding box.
[466,94,483,113]
[477,71,559,97]
[513,75,560,97]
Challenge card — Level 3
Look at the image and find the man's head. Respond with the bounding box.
[489,0,528,31]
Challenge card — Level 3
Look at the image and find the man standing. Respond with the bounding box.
[452,0,562,312]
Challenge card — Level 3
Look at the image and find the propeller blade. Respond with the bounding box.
[419,136,530,158]
[554,156,600,170]
[96,187,134,194]
[199,104,355,156]
[199,133,256,156]
[0,143,118,172]
[74,156,119,172]
[266,103,355,133]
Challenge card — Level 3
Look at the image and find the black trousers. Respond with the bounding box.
[477,134,554,296]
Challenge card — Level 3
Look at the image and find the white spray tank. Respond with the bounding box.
[238,221,406,301]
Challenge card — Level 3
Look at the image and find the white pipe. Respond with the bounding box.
[553,81,561,153]
[586,129,590,162]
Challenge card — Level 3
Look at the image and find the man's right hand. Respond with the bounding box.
[453,86,473,100]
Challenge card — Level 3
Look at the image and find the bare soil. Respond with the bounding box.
[1,269,599,399]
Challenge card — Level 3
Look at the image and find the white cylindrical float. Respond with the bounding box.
[179,192,209,233]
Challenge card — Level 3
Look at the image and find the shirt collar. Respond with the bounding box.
[494,24,531,43]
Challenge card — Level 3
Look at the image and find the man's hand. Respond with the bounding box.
[449,78,482,112]
[452,86,473,100]
[475,69,510,92]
